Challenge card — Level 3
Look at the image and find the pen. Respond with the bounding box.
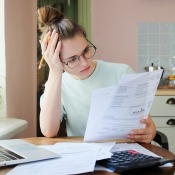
[38,36,50,69]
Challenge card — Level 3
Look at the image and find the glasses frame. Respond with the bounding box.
[61,39,97,69]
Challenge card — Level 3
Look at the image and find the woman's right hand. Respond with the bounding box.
[41,29,63,74]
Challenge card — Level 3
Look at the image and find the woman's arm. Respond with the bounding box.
[39,30,63,137]
[40,72,62,137]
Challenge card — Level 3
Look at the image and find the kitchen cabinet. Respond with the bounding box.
[150,89,175,154]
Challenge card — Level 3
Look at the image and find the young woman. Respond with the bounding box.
[38,6,156,143]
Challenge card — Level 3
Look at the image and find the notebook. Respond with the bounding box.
[97,149,175,173]
[0,139,60,167]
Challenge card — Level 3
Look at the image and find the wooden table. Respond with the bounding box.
[0,137,175,175]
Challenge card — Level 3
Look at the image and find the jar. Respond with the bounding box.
[168,75,175,87]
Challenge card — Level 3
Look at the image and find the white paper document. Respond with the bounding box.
[84,70,162,142]
[6,142,115,175]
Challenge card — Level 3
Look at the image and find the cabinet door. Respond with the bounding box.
[152,116,175,154]
[150,96,175,116]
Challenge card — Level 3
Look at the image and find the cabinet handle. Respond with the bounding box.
[166,98,175,104]
[166,119,175,125]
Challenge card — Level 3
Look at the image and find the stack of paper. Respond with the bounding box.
[6,142,116,175]
[6,142,172,175]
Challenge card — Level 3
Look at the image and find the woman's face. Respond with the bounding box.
[60,34,96,80]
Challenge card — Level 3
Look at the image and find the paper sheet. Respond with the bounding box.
[6,142,115,175]
[84,70,162,142]
[6,143,100,175]
[53,142,115,160]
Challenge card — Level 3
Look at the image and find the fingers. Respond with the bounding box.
[55,41,62,57]
[140,118,151,127]
[47,29,57,53]
[41,31,51,55]
[126,117,154,143]
[50,33,59,56]
[40,29,60,62]
[41,29,58,55]
[127,134,151,143]
[40,29,63,73]
[127,129,152,143]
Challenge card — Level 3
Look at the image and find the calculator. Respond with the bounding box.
[97,149,175,173]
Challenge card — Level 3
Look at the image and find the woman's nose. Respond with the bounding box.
[79,55,88,66]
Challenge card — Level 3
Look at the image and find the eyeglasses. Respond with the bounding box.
[61,40,97,69]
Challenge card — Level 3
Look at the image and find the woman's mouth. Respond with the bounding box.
[80,66,90,73]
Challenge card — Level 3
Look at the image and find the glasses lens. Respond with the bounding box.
[67,56,79,69]
[84,46,96,59]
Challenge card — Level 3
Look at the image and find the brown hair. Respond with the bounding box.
[37,5,86,41]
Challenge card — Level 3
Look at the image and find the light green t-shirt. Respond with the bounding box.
[61,60,134,136]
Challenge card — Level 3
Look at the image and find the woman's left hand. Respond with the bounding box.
[127,117,155,143]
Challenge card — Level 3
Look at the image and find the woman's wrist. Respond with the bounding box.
[49,69,63,79]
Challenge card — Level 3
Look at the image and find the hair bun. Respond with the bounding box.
[37,5,64,26]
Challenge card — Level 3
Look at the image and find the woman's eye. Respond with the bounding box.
[69,57,77,63]
[84,47,90,54]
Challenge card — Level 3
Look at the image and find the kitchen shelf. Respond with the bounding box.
[156,89,175,96]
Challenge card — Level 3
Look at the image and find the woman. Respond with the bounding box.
[38,6,156,143]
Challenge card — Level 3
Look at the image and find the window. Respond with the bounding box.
[0,0,6,118]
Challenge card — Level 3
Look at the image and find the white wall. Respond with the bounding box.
[0,0,6,118]
[91,0,175,71]
[5,0,37,137]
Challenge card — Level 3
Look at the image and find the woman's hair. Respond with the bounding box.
[37,5,86,41]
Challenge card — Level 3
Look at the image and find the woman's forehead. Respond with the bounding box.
[60,35,88,60]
